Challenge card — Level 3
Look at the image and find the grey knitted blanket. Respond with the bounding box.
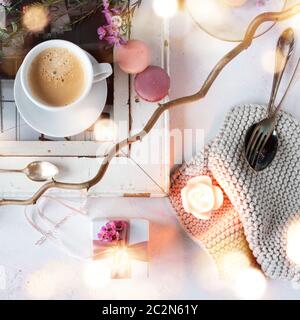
[207,104,300,282]
[171,104,300,283]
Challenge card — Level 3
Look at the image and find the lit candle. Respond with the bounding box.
[181,176,223,220]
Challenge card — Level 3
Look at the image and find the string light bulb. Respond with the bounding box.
[94,114,117,142]
[287,220,300,265]
[22,3,50,33]
[233,268,267,300]
[153,0,178,18]
[220,251,251,281]
[83,260,111,289]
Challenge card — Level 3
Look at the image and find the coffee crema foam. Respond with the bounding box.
[28,48,85,107]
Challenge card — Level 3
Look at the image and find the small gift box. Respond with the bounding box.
[92,218,149,279]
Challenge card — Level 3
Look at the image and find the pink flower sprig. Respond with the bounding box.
[97,0,127,47]
[97,220,127,242]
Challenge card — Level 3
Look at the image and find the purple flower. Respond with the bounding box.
[106,221,117,232]
[103,10,112,25]
[97,0,127,47]
[98,231,119,242]
[115,220,127,231]
[97,26,107,40]
[97,220,127,243]
[102,0,110,10]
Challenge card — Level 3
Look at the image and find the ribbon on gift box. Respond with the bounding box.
[93,220,149,279]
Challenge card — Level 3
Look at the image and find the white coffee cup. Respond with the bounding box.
[20,39,113,112]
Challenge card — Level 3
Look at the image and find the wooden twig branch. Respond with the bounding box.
[1,4,300,206]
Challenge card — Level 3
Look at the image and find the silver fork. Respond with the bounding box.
[245,56,300,169]
[245,29,295,168]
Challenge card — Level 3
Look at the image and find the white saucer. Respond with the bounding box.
[14,54,108,137]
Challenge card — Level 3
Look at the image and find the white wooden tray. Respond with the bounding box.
[0,1,170,198]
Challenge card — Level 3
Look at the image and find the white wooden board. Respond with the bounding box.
[0,0,170,198]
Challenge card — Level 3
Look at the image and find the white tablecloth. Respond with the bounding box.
[1,5,300,300]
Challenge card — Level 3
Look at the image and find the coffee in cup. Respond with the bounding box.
[20,40,113,112]
[28,47,85,107]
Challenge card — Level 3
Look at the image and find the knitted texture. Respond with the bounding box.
[169,147,258,279]
[208,104,300,282]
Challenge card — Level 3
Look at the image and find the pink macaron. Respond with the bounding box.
[115,39,150,74]
[134,66,170,102]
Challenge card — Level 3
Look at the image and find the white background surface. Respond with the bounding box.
[1,1,300,300]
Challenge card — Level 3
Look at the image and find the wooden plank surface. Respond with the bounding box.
[129,0,170,194]
[0,0,170,196]
[0,156,165,198]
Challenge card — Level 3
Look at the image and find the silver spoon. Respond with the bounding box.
[244,28,295,172]
[0,161,59,182]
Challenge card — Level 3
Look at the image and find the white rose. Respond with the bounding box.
[181,176,224,220]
